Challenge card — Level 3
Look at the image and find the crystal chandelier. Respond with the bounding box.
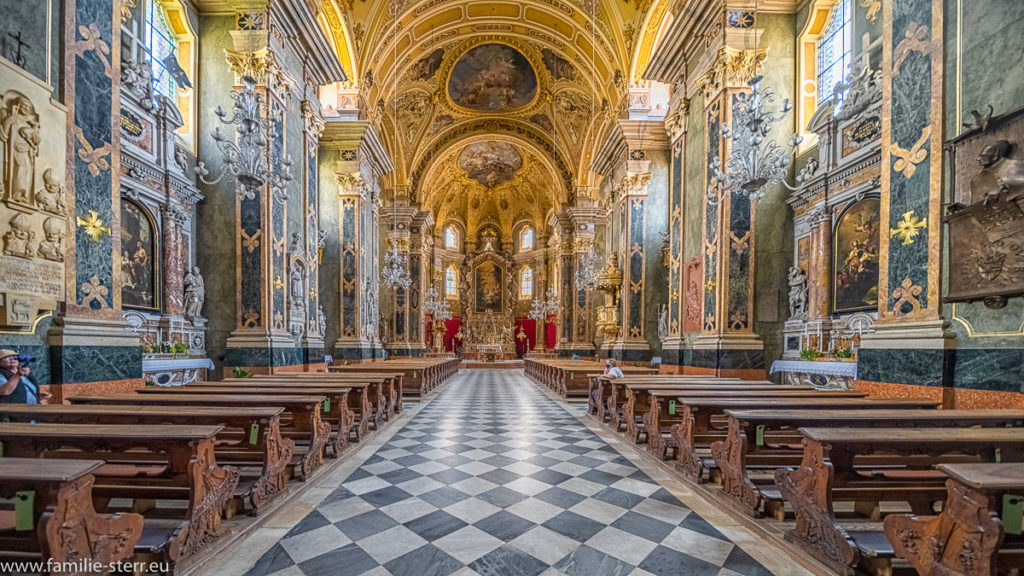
[529,287,559,321]
[574,245,601,291]
[196,76,293,200]
[423,285,452,322]
[706,74,802,205]
[381,239,411,290]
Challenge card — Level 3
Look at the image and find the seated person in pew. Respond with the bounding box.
[0,349,50,403]
[590,359,625,410]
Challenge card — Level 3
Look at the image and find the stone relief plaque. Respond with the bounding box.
[0,58,68,327]
[945,107,1024,308]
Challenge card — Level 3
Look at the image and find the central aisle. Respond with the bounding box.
[241,370,776,576]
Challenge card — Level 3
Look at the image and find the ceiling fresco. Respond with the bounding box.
[459,141,524,188]
[319,0,674,234]
[447,44,539,111]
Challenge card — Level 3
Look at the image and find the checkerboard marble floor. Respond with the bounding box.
[242,370,776,576]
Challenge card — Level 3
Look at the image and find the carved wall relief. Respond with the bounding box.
[0,61,68,328]
[945,108,1024,309]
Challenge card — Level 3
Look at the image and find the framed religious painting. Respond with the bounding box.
[121,198,160,310]
[474,260,504,313]
[832,197,880,313]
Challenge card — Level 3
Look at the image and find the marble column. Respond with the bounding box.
[691,49,769,377]
[221,21,300,371]
[160,201,189,316]
[858,0,953,388]
[48,0,141,397]
[807,209,832,320]
[336,172,367,356]
[301,101,325,356]
[662,97,689,367]
[611,172,652,361]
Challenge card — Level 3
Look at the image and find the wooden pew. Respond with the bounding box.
[0,404,295,515]
[587,374,747,420]
[329,358,458,397]
[632,386,852,448]
[70,394,330,480]
[667,397,941,482]
[712,409,1024,519]
[776,427,1024,572]
[246,373,402,416]
[0,458,143,571]
[607,378,770,433]
[235,375,386,432]
[0,423,238,564]
[885,463,1024,576]
[143,385,355,454]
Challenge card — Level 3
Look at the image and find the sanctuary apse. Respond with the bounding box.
[0,0,1023,408]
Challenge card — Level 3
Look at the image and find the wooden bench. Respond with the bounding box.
[330,358,457,397]
[148,385,355,455]
[712,409,1024,519]
[70,394,330,480]
[587,375,748,420]
[776,427,1024,573]
[236,375,387,433]
[607,378,773,434]
[0,423,238,564]
[629,385,839,447]
[248,373,403,416]
[885,462,1024,576]
[0,404,295,515]
[221,377,378,442]
[667,397,941,482]
[0,458,143,570]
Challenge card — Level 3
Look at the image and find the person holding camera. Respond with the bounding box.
[0,349,50,403]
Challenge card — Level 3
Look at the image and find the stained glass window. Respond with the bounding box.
[445,226,458,250]
[145,1,179,100]
[520,266,533,298]
[445,266,458,298]
[520,226,534,252]
[816,0,852,107]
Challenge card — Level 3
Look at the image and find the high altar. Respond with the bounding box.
[458,231,516,360]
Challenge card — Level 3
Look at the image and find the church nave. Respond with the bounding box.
[220,370,796,576]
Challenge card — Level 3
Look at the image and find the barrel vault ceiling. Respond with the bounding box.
[319,0,672,234]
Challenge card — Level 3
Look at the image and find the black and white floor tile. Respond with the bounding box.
[241,370,779,576]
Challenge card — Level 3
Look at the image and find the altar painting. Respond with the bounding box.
[474,260,503,313]
[832,197,879,313]
[121,200,159,309]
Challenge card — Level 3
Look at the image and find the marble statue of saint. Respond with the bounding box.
[184,266,205,321]
[1,95,41,205]
[658,303,669,342]
[36,216,64,261]
[35,169,66,214]
[317,305,327,337]
[788,266,808,319]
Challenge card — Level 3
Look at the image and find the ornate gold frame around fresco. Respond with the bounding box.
[120,197,162,313]
[831,195,881,315]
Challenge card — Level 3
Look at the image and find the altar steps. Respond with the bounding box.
[460,359,525,370]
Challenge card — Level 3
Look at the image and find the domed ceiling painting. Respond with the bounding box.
[447,44,538,111]
[459,142,523,188]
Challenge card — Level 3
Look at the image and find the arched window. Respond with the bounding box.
[121,1,197,149]
[120,199,160,310]
[520,266,534,299]
[445,225,458,250]
[796,0,854,149]
[816,0,853,107]
[520,226,534,252]
[445,266,458,298]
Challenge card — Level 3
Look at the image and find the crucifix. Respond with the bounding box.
[5,31,29,69]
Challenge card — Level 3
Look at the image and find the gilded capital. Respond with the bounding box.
[698,47,767,101]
